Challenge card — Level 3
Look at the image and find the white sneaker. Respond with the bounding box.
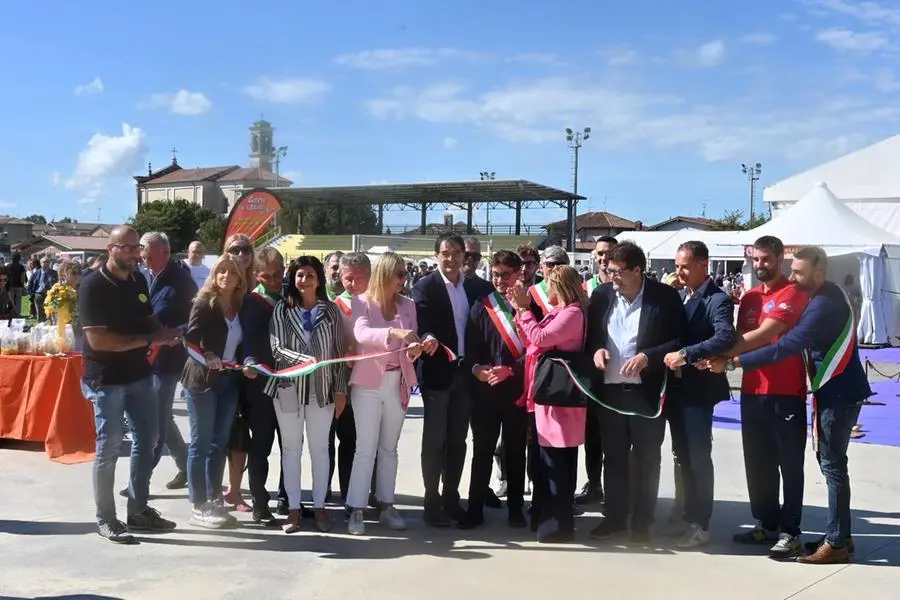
[379,506,407,531]
[676,523,711,549]
[769,532,800,559]
[348,509,366,536]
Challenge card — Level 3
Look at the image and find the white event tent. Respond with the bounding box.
[729,182,900,345]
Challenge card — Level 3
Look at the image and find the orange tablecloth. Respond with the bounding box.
[0,354,96,464]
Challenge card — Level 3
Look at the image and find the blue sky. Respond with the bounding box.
[1,0,899,230]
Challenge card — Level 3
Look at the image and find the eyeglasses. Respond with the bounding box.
[491,270,517,280]
[544,261,564,269]
[227,245,254,256]
[111,243,144,252]
[605,266,633,277]
[464,252,482,262]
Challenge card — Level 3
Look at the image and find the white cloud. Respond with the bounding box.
[816,28,889,52]
[364,77,900,162]
[873,68,900,92]
[242,77,331,103]
[506,53,565,66]
[77,197,97,205]
[51,171,61,186]
[740,33,778,45]
[74,76,104,95]
[696,40,726,67]
[604,47,638,66]
[803,0,900,28]
[334,48,482,70]
[443,136,458,149]
[65,123,147,195]
[143,90,212,115]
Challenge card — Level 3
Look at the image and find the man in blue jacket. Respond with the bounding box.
[139,232,196,490]
[711,245,869,564]
[663,241,737,549]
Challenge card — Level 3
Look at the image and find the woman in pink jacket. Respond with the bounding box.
[347,252,431,535]
[509,265,588,543]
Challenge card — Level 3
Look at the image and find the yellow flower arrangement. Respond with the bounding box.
[44,282,78,351]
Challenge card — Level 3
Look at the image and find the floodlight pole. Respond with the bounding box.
[566,127,590,252]
[479,170,495,234]
[741,162,762,224]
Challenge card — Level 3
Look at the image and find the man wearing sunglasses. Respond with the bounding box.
[526,246,569,319]
[462,236,489,283]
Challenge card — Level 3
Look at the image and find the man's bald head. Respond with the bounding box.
[109,226,139,245]
[107,226,141,273]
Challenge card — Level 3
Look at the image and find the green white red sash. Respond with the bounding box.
[529,280,553,314]
[251,284,278,309]
[583,276,600,295]
[184,338,456,378]
[808,288,856,392]
[483,291,524,359]
[334,291,352,317]
[550,358,669,418]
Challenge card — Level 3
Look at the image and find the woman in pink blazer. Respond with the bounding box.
[510,265,588,543]
[347,252,429,536]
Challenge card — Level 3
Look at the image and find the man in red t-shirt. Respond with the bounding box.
[709,235,810,559]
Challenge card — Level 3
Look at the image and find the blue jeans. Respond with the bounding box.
[184,375,239,506]
[153,372,187,472]
[816,400,862,547]
[81,376,159,525]
[667,401,715,529]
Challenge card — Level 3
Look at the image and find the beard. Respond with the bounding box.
[755,268,775,282]
[113,256,137,271]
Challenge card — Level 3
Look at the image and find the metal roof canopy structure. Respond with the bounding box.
[242,179,585,240]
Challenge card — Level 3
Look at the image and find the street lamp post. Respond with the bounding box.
[741,162,762,224]
[565,127,591,252]
[271,145,288,229]
[479,170,495,234]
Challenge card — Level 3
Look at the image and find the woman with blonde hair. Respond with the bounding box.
[221,233,255,512]
[509,264,588,543]
[182,254,255,529]
[346,252,427,535]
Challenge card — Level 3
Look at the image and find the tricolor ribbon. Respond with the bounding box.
[548,357,668,418]
[184,338,457,378]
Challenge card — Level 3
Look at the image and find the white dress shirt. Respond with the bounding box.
[439,270,469,357]
[605,281,645,384]
[222,314,243,363]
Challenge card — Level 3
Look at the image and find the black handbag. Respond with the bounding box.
[532,316,590,408]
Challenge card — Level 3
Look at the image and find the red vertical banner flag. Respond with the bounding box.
[225,189,283,243]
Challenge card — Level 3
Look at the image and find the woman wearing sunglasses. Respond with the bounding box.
[221,234,255,513]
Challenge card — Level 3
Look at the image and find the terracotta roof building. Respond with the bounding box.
[544,211,638,243]
[13,234,110,259]
[646,216,720,232]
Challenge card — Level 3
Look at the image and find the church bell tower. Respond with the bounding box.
[249,119,274,171]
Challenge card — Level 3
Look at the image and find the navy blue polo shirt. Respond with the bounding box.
[78,265,154,386]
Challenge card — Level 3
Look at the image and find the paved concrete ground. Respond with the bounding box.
[2,371,900,600]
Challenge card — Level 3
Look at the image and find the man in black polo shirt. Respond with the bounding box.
[79,226,182,544]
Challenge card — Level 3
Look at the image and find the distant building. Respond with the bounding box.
[544,211,637,243]
[33,221,117,238]
[0,217,35,251]
[134,119,292,215]
[12,234,110,261]
[646,216,719,232]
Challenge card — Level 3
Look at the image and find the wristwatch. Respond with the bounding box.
[725,358,736,371]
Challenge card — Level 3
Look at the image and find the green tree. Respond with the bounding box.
[708,209,771,231]
[197,216,227,253]
[130,198,220,253]
[277,200,380,235]
[24,214,47,224]
[57,217,77,223]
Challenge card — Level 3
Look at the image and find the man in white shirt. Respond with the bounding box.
[184,241,209,289]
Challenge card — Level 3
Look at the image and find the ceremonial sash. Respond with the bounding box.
[483,291,524,359]
[334,291,352,317]
[251,284,278,311]
[529,280,553,314]
[583,276,600,295]
[550,359,669,418]
[184,338,457,378]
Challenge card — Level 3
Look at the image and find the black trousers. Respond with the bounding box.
[467,384,527,513]
[245,383,282,509]
[584,401,604,492]
[421,369,472,511]
[328,400,357,502]
[741,394,807,536]
[530,415,577,539]
[600,385,666,531]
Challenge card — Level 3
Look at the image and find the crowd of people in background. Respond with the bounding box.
[2,225,869,566]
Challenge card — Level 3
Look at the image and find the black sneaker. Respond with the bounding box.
[589,519,627,540]
[252,506,279,527]
[165,471,188,490]
[508,510,527,528]
[574,483,604,506]
[118,487,129,498]
[97,520,137,544]
[127,507,176,531]
[485,488,503,509]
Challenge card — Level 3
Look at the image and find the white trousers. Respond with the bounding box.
[274,386,334,509]
[347,371,406,509]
